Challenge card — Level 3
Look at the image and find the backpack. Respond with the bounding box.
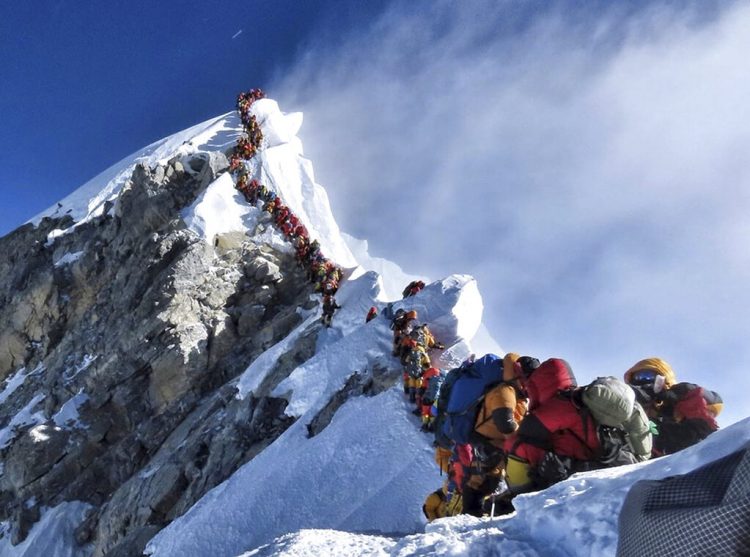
[404,348,427,379]
[582,377,635,426]
[433,357,475,449]
[441,354,504,446]
[410,325,432,348]
[424,373,445,405]
[580,377,651,464]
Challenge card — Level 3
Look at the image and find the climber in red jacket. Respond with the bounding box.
[505,358,599,494]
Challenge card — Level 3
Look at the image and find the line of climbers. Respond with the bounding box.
[377,294,725,523]
[229,91,724,524]
[419,352,724,521]
[390,307,445,431]
[228,88,345,327]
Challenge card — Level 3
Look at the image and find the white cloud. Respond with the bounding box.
[273,0,750,425]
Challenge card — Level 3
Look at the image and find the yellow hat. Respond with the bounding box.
[624,357,677,388]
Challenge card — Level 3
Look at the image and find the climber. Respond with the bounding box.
[322,278,339,297]
[409,323,445,352]
[329,265,344,284]
[402,341,431,404]
[423,446,468,522]
[422,479,463,522]
[432,353,530,516]
[229,153,244,172]
[460,353,530,517]
[321,295,341,328]
[624,357,723,456]
[418,367,442,430]
[389,309,408,392]
[264,196,281,214]
[307,239,321,260]
[307,254,325,280]
[274,203,290,226]
[236,88,264,110]
[365,307,378,323]
[402,280,426,298]
[294,236,309,262]
[248,122,264,147]
[293,223,308,241]
[280,221,294,237]
[262,190,277,209]
[505,359,652,498]
[236,136,256,159]
[310,261,328,287]
[391,309,418,358]
[235,173,251,201]
[248,87,265,100]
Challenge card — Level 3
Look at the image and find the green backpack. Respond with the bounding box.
[582,376,652,461]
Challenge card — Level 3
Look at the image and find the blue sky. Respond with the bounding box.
[2,1,748,425]
[0,0,383,235]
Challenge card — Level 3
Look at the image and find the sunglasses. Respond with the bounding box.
[630,369,658,385]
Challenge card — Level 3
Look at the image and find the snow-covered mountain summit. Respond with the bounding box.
[1,95,746,557]
[0,96,488,556]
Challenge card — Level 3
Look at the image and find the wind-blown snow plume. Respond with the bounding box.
[274,0,750,426]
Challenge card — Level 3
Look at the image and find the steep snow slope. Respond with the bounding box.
[30,112,238,233]
[240,418,750,557]
[145,273,483,557]
[6,417,747,557]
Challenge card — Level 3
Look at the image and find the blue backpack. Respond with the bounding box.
[441,354,503,445]
[433,356,475,449]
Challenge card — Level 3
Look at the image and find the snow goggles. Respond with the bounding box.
[629,369,658,385]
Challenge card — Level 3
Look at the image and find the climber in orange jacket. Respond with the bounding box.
[460,353,530,516]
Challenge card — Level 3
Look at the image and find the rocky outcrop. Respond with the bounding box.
[0,154,320,554]
[306,363,400,438]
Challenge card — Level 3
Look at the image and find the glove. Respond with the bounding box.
[535,452,573,488]
[631,385,654,406]
[648,420,659,436]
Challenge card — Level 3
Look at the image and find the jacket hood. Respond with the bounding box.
[526,358,577,410]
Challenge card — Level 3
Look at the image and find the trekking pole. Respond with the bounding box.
[490,497,496,519]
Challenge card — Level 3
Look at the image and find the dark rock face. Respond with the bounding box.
[306,363,399,438]
[0,154,318,555]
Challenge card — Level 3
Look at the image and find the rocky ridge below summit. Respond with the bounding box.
[0,152,336,556]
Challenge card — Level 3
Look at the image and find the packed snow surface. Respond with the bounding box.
[0,368,28,406]
[182,173,257,245]
[238,419,750,557]
[0,502,93,557]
